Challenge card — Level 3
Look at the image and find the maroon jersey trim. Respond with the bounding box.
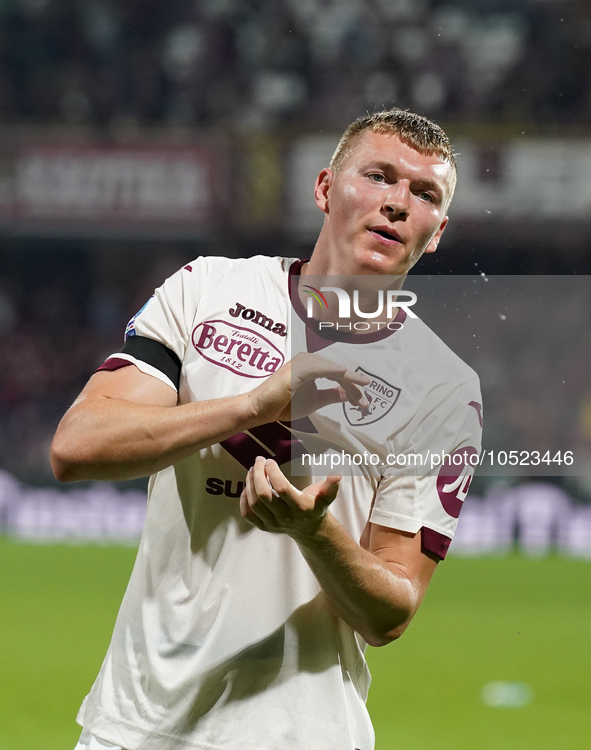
[421,527,452,560]
[96,357,134,373]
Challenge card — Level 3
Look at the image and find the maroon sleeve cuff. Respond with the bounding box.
[96,357,134,373]
[421,527,452,560]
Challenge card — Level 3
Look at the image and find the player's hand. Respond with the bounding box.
[247,352,370,424]
[240,456,340,541]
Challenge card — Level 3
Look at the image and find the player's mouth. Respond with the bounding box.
[368,226,403,245]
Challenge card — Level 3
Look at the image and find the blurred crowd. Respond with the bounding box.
[0,0,590,131]
[0,244,189,482]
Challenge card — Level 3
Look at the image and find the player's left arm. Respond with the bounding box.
[298,515,438,647]
[241,457,438,647]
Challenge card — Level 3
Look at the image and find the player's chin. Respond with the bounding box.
[355,246,409,276]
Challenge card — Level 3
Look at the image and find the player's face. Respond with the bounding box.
[313,130,454,276]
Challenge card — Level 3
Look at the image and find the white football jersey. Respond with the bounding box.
[78,255,482,750]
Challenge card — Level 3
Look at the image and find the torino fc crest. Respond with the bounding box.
[343,367,401,426]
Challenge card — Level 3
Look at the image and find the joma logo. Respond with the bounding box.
[229,302,287,337]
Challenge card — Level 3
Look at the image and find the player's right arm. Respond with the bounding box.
[51,365,254,482]
[50,354,369,483]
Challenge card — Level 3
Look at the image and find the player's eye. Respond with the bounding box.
[419,191,434,202]
[369,173,386,182]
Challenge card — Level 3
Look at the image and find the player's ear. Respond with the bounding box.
[314,168,333,215]
[424,215,449,254]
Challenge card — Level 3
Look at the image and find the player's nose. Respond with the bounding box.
[382,181,410,219]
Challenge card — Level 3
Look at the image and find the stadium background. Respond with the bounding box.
[1,0,590,748]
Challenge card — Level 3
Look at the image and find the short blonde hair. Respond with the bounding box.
[330,108,457,184]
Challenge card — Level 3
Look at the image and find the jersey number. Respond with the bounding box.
[442,466,472,502]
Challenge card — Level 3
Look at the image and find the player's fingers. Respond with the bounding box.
[252,457,293,521]
[332,377,368,408]
[264,459,309,512]
[341,368,372,386]
[297,362,368,407]
[310,474,341,506]
[239,487,266,530]
[290,353,347,386]
[239,487,248,516]
[291,354,369,392]
[311,385,348,410]
[264,459,297,497]
[251,456,273,501]
[245,466,278,528]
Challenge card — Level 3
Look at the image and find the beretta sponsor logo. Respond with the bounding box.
[192,319,285,378]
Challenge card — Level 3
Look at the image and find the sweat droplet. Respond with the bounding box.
[498,314,506,320]
[480,272,489,282]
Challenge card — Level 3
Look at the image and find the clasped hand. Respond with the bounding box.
[248,352,370,424]
[240,456,341,542]
[240,353,366,539]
